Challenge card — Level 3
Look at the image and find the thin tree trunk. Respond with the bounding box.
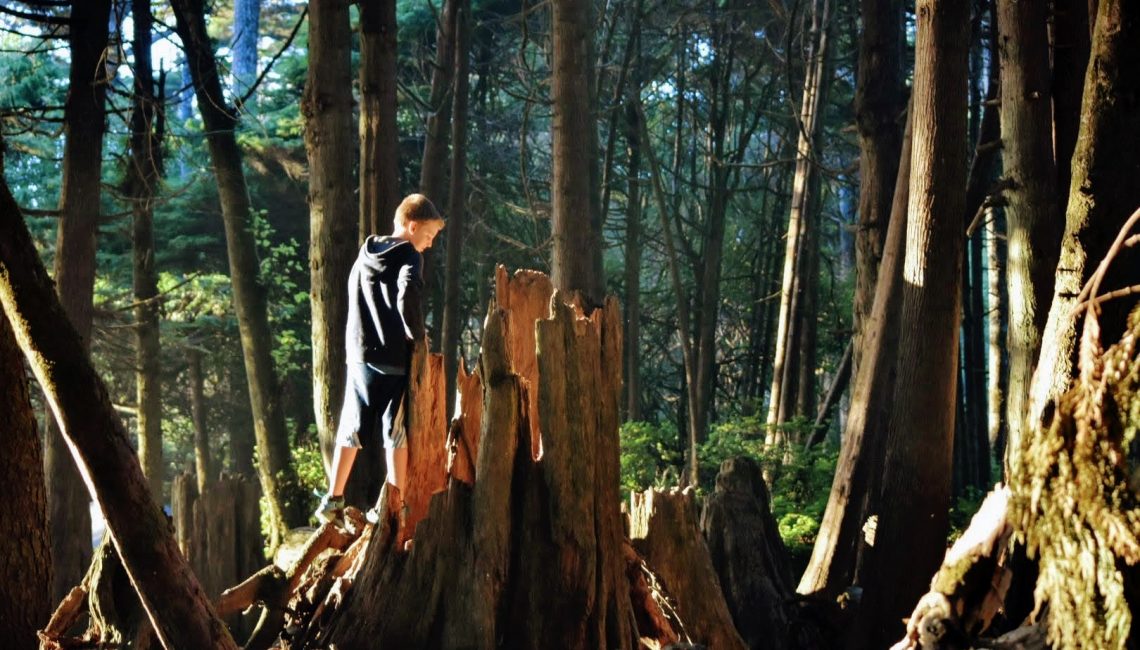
[858,2,970,644]
[359,0,401,237]
[1025,0,1140,461]
[188,349,213,495]
[0,181,238,650]
[305,0,357,474]
[623,98,643,422]
[442,0,471,419]
[986,209,1008,461]
[797,107,912,599]
[550,0,603,306]
[997,0,1061,475]
[129,0,164,502]
[171,0,303,549]
[766,0,831,437]
[0,306,51,650]
[47,0,110,603]
[420,0,459,341]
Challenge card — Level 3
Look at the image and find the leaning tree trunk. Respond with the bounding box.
[1050,0,1091,226]
[358,0,401,237]
[797,108,912,599]
[305,0,357,474]
[997,0,1062,476]
[856,1,970,646]
[48,0,111,603]
[0,181,238,649]
[623,96,644,422]
[171,0,304,548]
[851,0,904,384]
[0,308,51,649]
[1025,0,1140,458]
[128,0,165,501]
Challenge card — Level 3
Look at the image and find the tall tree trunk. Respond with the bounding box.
[766,0,831,436]
[1026,0,1140,455]
[797,107,912,599]
[0,180,238,650]
[305,0,357,474]
[128,0,165,502]
[623,98,643,422]
[171,0,303,549]
[188,349,213,495]
[851,0,904,390]
[230,0,260,102]
[0,308,51,650]
[1051,0,1091,223]
[48,0,111,603]
[997,0,1061,475]
[359,0,401,237]
[550,0,603,305]
[442,0,471,419]
[858,2,970,644]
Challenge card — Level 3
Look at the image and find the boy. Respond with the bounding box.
[314,193,445,524]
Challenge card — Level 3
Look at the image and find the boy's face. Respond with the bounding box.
[408,219,445,252]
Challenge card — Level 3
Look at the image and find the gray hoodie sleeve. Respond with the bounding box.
[397,250,425,341]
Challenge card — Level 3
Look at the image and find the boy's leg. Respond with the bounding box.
[385,447,407,494]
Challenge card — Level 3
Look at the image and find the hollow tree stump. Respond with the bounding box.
[314,267,638,649]
[631,488,748,650]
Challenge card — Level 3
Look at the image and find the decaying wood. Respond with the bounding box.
[38,587,86,647]
[890,486,1012,650]
[631,488,748,650]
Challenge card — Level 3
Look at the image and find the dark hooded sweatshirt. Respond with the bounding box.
[344,235,425,374]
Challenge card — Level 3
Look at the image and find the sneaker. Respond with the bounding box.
[313,493,345,524]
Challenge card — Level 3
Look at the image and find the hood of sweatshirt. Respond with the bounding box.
[358,235,414,272]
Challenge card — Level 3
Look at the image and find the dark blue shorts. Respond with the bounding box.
[335,363,408,449]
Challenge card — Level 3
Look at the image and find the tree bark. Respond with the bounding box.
[0,309,51,650]
[305,0,358,475]
[997,0,1062,475]
[442,0,472,419]
[852,0,905,385]
[48,0,110,604]
[1026,0,1140,456]
[188,349,214,494]
[858,1,970,645]
[359,0,400,237]
[550,0,603,305]
[985,209,1008,459]
[171,0,305,549]
[0,182,238,650]
[128,0,165,502]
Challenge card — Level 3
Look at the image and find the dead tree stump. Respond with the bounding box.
[700,456,795,650]
[631,488,748,650]
[316,267,638,649]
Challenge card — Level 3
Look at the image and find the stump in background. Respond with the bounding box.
[631,488,748,650]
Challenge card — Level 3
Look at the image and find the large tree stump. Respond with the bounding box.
[310,267,637,649]
[631,488,748,650]
[700,456,795,649]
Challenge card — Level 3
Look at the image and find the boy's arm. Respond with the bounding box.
[397,251,426,341]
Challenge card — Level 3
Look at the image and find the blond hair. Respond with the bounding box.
[394,193,443,227]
